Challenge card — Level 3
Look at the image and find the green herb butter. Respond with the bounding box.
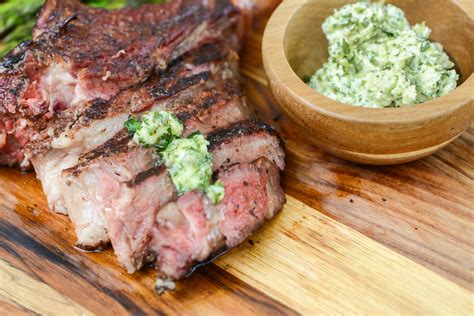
[125,111,224,204]
[127,111,183,151]
[308,1,459,108]
[162,134,225,204]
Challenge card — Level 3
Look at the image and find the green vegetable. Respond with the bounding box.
[87,0,127,9]
[0,0,167,58]
[125,111,225,204]
[308,2,459,108]
[0,0,42,37]
[0,0,42,57]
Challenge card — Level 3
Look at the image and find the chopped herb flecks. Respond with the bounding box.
[128,111,183,151]
[124,111,225,204]
[124,117,142,134]
[308,2,459,108]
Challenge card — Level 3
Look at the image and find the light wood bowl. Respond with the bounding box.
[263,0,474,165]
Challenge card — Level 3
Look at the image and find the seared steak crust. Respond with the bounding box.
[65,80,247,178]
[30,45,244,221]
[126,166,167,188]
[0,0,242,167]
[69,129,136,177]
[0,0,239,116]
[27,42,236,156]
[207,119,285,171]
[208,119,282,151]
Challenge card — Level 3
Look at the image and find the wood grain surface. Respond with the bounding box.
[0,1,473,315]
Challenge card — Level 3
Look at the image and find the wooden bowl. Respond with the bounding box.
[263,0,474,165]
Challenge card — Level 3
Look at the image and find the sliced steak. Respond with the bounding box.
[0,0,243,167]
[59,93,250,251]
[1,0,287,290]
[62,120,284,273]
[30,44,241,214]
[207,120,285,171]
[62,130,161,249]
[27,42,237,156]
[151,157,285,282]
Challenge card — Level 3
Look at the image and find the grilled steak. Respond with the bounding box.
[57,86,248,253]
[27,42,237,156]
[0,0,242,168]
[152,157,284,282]
[1,0,287,291]
[62,120,284,272]
[30,43,240,214]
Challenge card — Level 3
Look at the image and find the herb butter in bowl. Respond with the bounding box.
[309,2,459,108]
[263,0,474,165]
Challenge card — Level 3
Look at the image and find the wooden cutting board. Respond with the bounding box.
[1,2,473,315]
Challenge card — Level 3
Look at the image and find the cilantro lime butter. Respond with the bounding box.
[308,2,459,108]
[125,111,224,204]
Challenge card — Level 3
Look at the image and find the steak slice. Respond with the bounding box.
[27,42,237,156]
[30,44,241,214]
[0,0,242,167]
[58,90,250,249]
[207,120,285,171]
[62,120,284,273]
[151,157,285,284]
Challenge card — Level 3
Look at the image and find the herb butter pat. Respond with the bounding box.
[309,2,459,108]
[125,111,224,204]
[126,111,183,150]
[162,134,225,204]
